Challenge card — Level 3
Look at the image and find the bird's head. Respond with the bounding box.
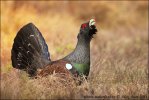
[77,19,98,42]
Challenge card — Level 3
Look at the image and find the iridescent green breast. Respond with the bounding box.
[72,62,90,76]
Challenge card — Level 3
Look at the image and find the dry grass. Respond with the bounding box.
[1,1,148,99]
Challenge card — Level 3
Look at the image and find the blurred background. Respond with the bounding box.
[1,1,148,99]
[1,1,148,68]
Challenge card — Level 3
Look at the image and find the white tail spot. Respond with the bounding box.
[28,43,31,46]
[30,35,34,37]
[66,63,72,70]
[27,51,29,54]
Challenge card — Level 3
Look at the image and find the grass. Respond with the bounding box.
[1,1,148,99]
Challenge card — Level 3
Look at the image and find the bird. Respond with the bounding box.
[11,19,97,78]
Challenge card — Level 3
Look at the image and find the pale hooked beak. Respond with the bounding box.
[89,19,96,29]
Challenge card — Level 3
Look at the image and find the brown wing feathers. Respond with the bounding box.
[38,60,71,77]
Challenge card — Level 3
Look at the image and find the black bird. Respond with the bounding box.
[11,19,97,78]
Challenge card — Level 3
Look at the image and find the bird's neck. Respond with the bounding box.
[63,38,90,64]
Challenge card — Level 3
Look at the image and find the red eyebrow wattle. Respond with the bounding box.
[81,24,87,29]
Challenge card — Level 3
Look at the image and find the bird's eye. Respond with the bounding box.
[81,23,87,29]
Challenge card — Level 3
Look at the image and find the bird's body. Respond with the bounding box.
[11,19,97,78]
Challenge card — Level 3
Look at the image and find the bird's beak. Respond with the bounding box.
[89,19,96,29]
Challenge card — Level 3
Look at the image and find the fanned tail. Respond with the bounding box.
[11,23,51,76]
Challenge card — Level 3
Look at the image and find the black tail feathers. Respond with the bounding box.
[11,23,51,76]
